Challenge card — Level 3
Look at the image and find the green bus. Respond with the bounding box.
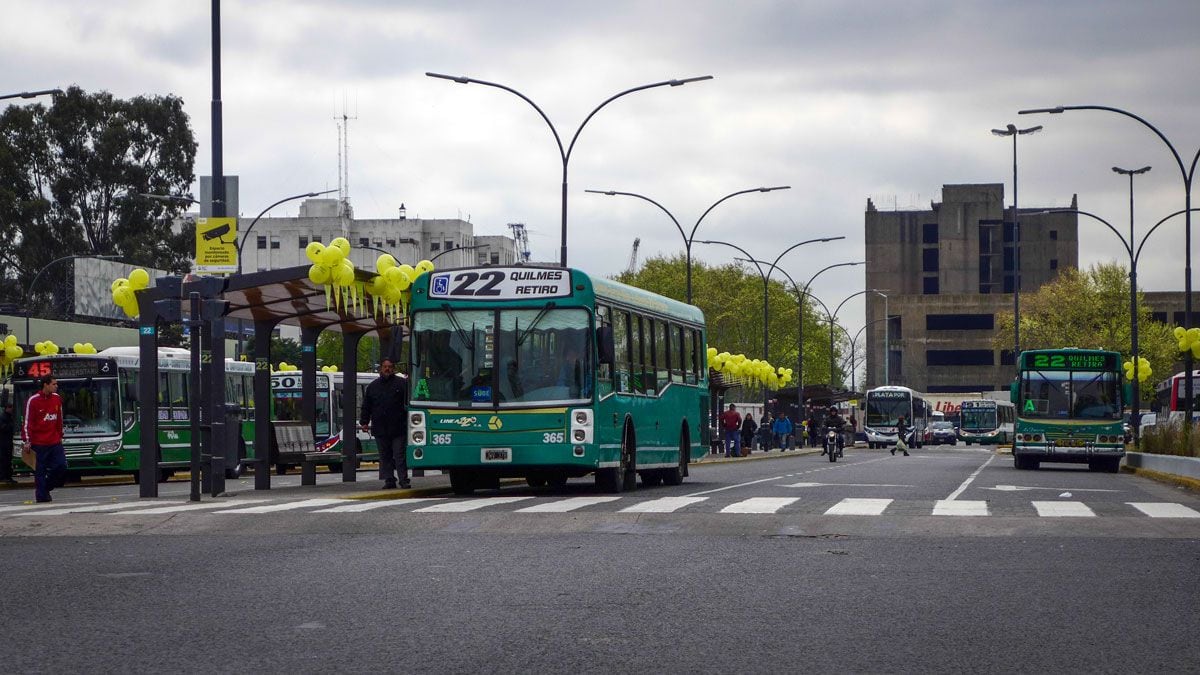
[406,266,709,494]
[958,399,1015,445]
[270,370,379,473]
[1010,348,1129,472]
[10,347,257,482]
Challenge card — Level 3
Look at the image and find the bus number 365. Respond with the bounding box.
[543,432,565,444]
[431,434,453,445]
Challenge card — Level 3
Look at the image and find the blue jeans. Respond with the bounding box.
[724,430,741,456]
[33,443,67,502]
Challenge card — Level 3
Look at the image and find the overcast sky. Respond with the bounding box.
[5,0,1200,343]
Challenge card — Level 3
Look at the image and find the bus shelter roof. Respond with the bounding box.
[218,265,396,334]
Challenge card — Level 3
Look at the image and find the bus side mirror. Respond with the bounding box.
[1009,381,1018,405]
[596,326,614,365]
[1122,383,1133,405]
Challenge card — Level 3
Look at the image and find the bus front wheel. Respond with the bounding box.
[449,470,475,496]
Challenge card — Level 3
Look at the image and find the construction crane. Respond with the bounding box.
[626,237,641,274]
[507,223,532,262]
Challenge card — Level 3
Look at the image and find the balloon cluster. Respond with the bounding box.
[305,237,361,311]
[1174,326,1200,358]
[706,347,793,390]
[72,342,97,354]
[320,365,339,373]
[1122,357,1152,383]
[276,362,299,372]
[364,254,435,322]
[34,341,60,356]
[110,268,151,318]
[0,335,23,378]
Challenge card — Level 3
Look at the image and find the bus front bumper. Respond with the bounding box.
[1013,444,1125,463]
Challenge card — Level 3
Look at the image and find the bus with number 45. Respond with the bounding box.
[405,265,709,495]
[1011,348,1129,472]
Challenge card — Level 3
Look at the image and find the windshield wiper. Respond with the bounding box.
[517,302,556,347]
[440,303,476,351]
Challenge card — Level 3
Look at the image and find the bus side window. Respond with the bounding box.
[613,309,632,393]
[654,319,669,390]
[670,323,684,384]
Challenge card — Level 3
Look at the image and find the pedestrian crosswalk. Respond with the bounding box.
[2,495,1199,519]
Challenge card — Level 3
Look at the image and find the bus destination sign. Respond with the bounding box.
[870,390,908,398]
[15,358,117,380]
[960,399,994,409]
[429,268,572,301]
[1022,351,1118,371]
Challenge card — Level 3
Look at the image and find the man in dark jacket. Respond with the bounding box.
[359,358,410,489]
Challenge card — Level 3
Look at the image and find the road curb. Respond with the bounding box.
[1122,465,1200,493]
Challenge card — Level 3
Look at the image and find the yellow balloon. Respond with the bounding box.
[5,345,22,360]
[305,241,326,263]
[414,259,435,276]
[113,286,134,308]
[111,278,128,292]
[308,264,331,285]
[330,237,351,256]
[392,272,412,292]
[318,245,344,266]
[128,268,150,290]
[396,264,416,282]
[73,342,84,352]
[1174,326,1187,340]
[376,254,397,274]
[333,259,355,286]
[4,334,16,346]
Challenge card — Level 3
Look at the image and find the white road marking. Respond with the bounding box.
[932,500,989,516]
[1127,502,1200,518]
[129,500,274,515]
[683,476,790,497]
[313,498,447,513]
[0,502,93,514]
[214,498,349,514]
[786,482,913,488]
[825,498,893,515]
[720,497,800,514]
[619,497,707,513]
[515,496,622,513]
[943,454,994,501]
[413,497,534,513]
[1032,501,1096,517]
[17,501,185,516]
[984,485,1119,493]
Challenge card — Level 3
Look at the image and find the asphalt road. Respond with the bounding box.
[2,445,1198,673]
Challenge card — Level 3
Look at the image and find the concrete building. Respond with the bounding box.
[864,184,1079,393]
[241,199,519,274]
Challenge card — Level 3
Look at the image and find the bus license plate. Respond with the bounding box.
[482,448,511,463]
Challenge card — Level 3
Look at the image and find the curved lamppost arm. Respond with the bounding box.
[428,73,567,161]
[585,190,686,246]
[1134,208,1200,265]
[236,190,336,274]
[1021,105,1187,181]
[565,76,713,165]
[1039,209,1131,258]
[688,186,789,243]
[770,236,845,272]
[431,244,486,264]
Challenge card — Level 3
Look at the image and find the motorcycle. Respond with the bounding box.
[824,427,843,462]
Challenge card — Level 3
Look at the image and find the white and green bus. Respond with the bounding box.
[1011,348,1128,472]
[9,347,257,481]
[406,266,709,494]
[958,398,1015,445]
[270,370,379,473]
[863,385,930,449]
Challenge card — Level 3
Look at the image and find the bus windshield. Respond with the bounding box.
[411,307,591,406]
[866,394,910,426]
[15,378,122,436]
[960,406,997,430]
[1021,370,1120,420]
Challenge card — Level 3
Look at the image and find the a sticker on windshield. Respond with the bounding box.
[414,379,430,400]
[471,385,492,403]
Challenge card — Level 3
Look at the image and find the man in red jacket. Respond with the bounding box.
[719,403,742,458]
[22,375,66,503]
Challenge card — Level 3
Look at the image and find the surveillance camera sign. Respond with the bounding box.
[195,217,239,274]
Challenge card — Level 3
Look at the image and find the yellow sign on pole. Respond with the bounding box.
[195,217,238,274]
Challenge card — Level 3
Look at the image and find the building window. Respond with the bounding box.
[1152,312,1167,323]
[923,276,939,295]
[1050,230,1058,240]
[478,252,488,265]
[926,350,995,366]
[358,237,369,247]
[1003,247,1014,271]
[1050,259,1058,270]
[373,238,382,246]
[312,235,322,243]
[887,350,902,383]
[270,238,280,250]
[887,315,901,342]
[430,241,440,251]
[444,239,454,250]
[1003,222,1015,243]
[490,252,500,264]
[299,235,308,248]
[257,235,267,249]
[922,248,939,272]
[922,223,939,244]
[926,314,995,331]
[1003,275,1014,293]
[979,259,991,282]
[386,239,396,247]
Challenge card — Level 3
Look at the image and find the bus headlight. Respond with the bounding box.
[409,412,426,429]
[411,430,426,445]
[569,408,593,444]
[95,440,122,455]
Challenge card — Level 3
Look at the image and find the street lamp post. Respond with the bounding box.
[427,72,712,268]
[0,89,62,102]
[585,186,791,304]
[831,290,879,391]
[431,244,486,265]
[874,290,889,386]
[26,254,122,343]
[236,190,337,274]
[844,317,890,393]
[992,123,1043,371]
[797,263,864,403]
[1019,104,1200,426]
[1114,165,1151,443]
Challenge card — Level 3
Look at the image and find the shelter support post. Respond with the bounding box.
[342,331,364,482]
[253,318,281,490]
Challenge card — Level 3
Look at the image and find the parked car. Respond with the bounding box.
[928,421,958,446]
[1138,412,1157,436]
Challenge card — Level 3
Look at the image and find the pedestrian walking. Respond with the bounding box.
[21,375,67,502]
[893,414,911,456]
[772,413,793,451]
[359,357,411,489]
[0,399,16,485]
[719,403,742,457]
[740,413,757,454]
[808,411,822,447]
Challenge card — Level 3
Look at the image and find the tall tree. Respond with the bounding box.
[615,254,848,387]
[0,86,197,319]
[993,262,1177,400]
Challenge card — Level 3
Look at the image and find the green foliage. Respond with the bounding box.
[1139,423,1200,458]
[316,332,382,372]
[243,335,302,367]
[615,254,848,387]
[0,86,198,318]
[993,262,1177,401]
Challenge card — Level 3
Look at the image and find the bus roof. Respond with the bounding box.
[589,273,703,324]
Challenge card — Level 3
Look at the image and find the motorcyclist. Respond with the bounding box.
[820,406,845,456]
